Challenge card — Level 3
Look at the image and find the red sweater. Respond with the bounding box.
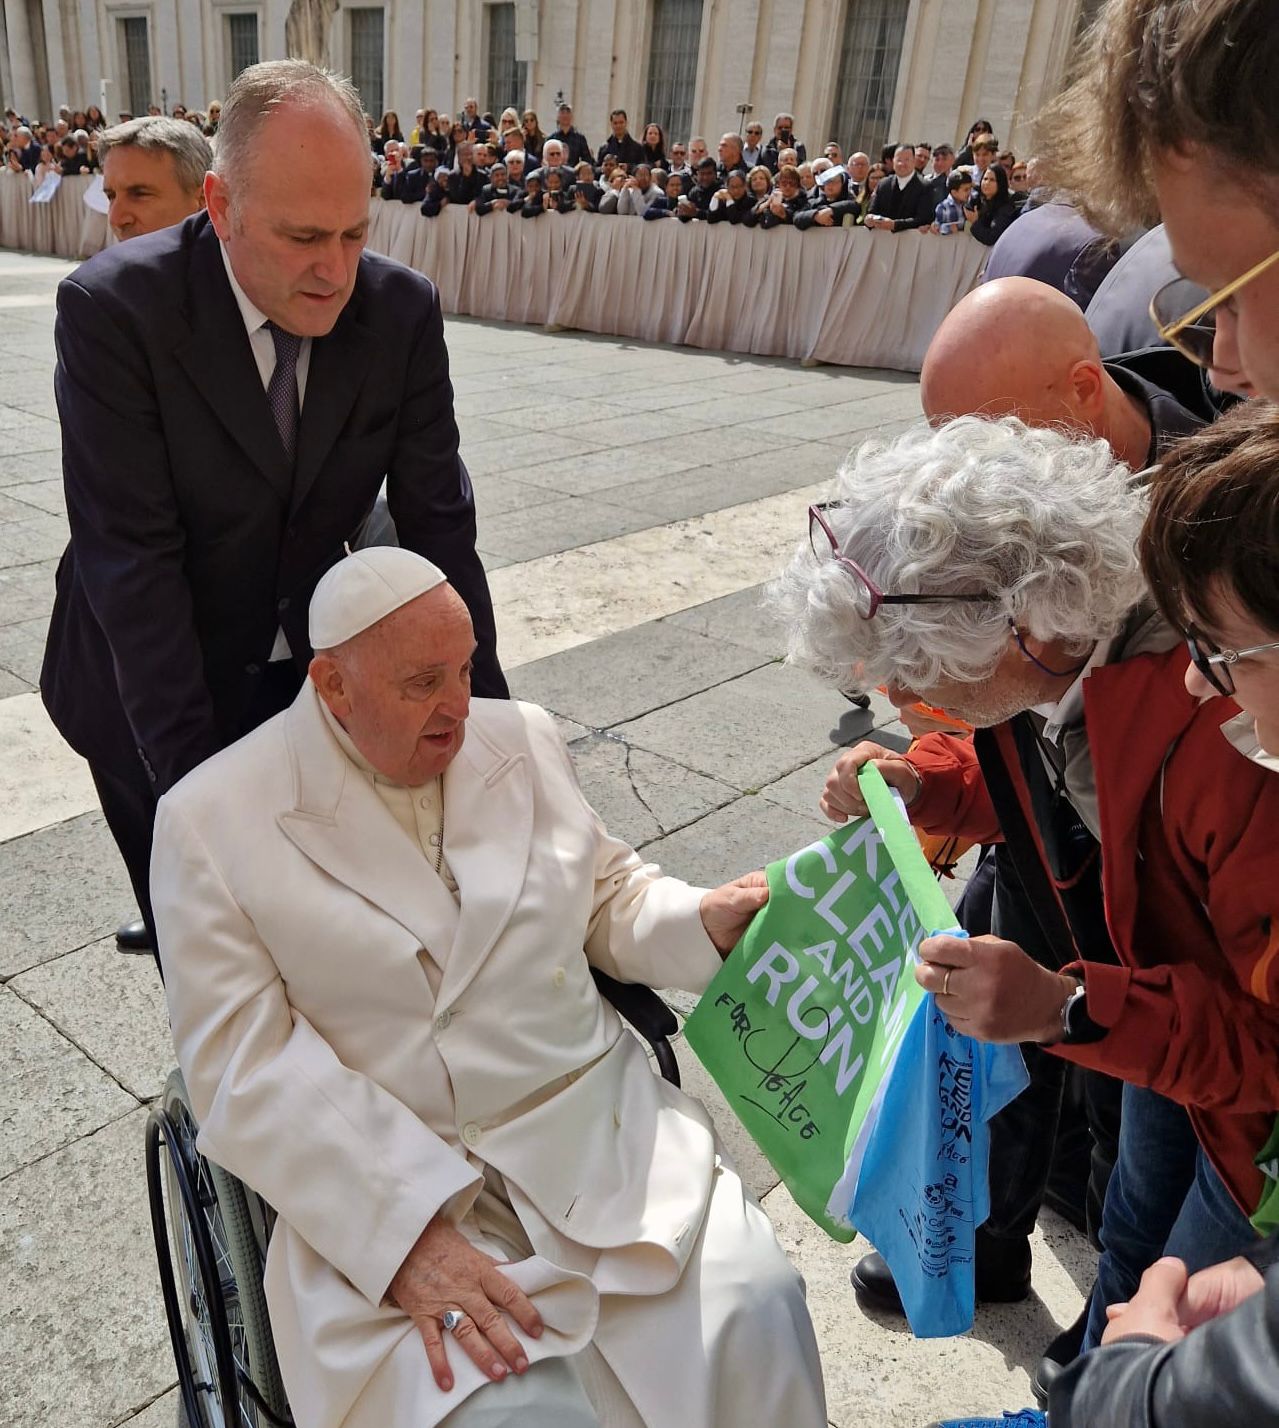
[906,646,1279,1214]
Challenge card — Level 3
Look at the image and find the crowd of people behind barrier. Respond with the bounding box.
[373,102,1028,246]
[0,86,1027,252]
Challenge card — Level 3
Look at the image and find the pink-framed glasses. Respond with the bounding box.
[808,502,997,619]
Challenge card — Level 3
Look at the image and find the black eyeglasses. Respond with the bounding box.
[808,503,996,619]
[1186,628,1279,696]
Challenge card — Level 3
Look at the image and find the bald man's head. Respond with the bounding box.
[921,277,1114,432]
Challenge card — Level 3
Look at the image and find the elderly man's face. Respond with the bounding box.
[848,153,870,182]
[689,139,708,166]
[311,585,475,785]
[207,101,370,338]
[543,142,564,168]
[104,146,204,240]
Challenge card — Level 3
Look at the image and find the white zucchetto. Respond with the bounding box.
[308,546,447,650]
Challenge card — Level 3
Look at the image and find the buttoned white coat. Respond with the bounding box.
[151,685,824,1428]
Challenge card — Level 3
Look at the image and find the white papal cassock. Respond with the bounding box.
[151,683,826,1427]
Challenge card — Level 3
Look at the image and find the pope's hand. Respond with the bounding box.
[387,1217,543,1393]
[700,871,769,954]
[821,741,921,823]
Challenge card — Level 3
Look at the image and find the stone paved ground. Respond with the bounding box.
[0,248,1092,1427]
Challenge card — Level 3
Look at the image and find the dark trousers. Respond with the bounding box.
[92,660,302,965]
[958,846,1122,1251]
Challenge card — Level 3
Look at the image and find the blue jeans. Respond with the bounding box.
[1082,1083,1258,1350]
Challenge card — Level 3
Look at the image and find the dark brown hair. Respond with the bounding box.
[1138,401,1279,634]
[1035,0,1279,235]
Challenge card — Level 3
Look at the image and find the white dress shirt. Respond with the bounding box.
[219,242,313,661]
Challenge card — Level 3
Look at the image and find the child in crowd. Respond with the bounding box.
[934,170,973,233]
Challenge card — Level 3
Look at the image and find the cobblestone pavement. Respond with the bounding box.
[0,248,1091,1427]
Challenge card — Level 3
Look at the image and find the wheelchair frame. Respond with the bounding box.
[145,971,682,1427]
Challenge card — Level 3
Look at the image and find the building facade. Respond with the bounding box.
[2,0,1102,155]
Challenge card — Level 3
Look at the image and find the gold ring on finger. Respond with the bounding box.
[941,969,952,998]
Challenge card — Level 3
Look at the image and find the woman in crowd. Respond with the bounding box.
[643,170,687,220]
[746,165,772,202]
[968,163,1020,246]
[865,160,887,191]
[520,110,544,162]
[641,122,667,168]
[708,168,755,223]
[84,104,106,130]
[1009,161,1031,210]
[373,110,402,155]
[956,117,995,166]
[776,414,1279,1365]
[794,165,860,229]
[496,107,520,151]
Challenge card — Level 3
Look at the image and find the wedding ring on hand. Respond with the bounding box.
[941,969,953,998]
[442,1308,468,1334]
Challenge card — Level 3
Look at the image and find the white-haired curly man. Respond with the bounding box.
[770,416,1279,1410]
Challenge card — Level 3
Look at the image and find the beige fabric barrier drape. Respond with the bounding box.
[368,203,986,371]
[0,172,109,259]
[0,175,986,372]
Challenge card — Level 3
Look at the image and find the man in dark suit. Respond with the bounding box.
[865,143,935,232]
[41,59,506,956]
[595,109,645,170]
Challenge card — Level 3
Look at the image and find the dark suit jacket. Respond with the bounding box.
[868,174,933,231]
[41,211,505,797]
[595,133,646,170]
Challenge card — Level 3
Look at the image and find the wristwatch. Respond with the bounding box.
[1060,978,1107,1045]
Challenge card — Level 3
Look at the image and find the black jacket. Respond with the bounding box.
[419,176,452,217]
[680,182,719,220]
[596,132,646,170]
[762,137,807,170]
[41,212,505,796]
[868,174,934,231]
[521,187,572,217]
[757,190,807,228]
[1051,1249,1279,1427]
[474,182,520,216]
[446,166,486,206]
[794,181,860,231]
[708,192,757,224]
[552,126,591,166]
[970,195,1021,247]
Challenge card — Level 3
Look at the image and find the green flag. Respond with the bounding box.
[684,765,956,1237]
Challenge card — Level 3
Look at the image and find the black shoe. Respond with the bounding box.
[841,689,873,709]
[850,1251,904,1313]
[116,917,152,953]
[851,1239,1032,1318]
[1032,1304,1089,1407]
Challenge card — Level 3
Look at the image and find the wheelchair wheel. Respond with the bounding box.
[147,1069,291,1428]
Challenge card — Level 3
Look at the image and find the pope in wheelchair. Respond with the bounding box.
[151,547,826,1428]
